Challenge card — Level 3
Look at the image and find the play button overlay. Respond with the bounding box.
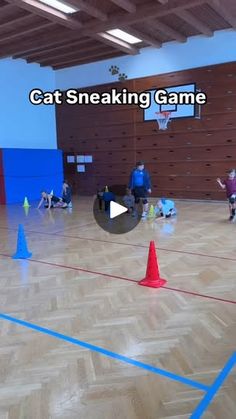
[110,201,127,219]
[93,185,141,234]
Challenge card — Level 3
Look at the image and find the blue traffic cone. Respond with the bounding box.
[12,224,32,259]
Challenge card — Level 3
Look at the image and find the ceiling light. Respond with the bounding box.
[39,0,78,14]
[107,29,142,44]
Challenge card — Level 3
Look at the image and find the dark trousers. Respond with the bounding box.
[98,198,103,210]
[104,201,110,211]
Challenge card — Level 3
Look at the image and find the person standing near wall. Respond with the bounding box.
[128,161,152,218]
[217,169,236,220]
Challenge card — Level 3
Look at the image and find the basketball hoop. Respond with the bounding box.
[155,111,171,130]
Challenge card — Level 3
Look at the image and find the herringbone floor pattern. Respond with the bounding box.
[0,198,235,419]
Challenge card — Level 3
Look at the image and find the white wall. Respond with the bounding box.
[0,58,57,149]
[55,29,236,89]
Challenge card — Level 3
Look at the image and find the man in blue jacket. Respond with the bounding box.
[129,161,152,217]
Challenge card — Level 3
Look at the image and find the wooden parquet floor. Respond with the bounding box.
[0,198,235,419]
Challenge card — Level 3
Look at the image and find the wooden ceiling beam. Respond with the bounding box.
[82,0,206,35]
[20,38,94,60]
[1,31,86,58]
[109,0,136,13]
[175,9,213,36]
[41,47,116,67]
[6,0,136,55]
[1,0,211,66]
[0,3,15,13]
[29,42,107,63]
[148,19,186,42]
[66,0,107,21]
[4,0,207,42]
[0,14,39,30]
[6,0,82,29]
[123,26,162,48]
[53,51,124,70]
[0,22,55,44]
[95,32,139,55]
[209,0,236,29]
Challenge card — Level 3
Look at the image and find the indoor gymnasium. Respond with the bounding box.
[0,0,236,418]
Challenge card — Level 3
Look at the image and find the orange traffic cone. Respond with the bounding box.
[139,241,167,288]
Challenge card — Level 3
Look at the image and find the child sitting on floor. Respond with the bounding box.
[123,188,135,214]
[61,180,72,208]
[155,198,177,219]
[97,188,104,211]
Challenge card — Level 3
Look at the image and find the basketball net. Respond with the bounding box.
[155,111,171,130]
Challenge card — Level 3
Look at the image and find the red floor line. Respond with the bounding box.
[55,234,236,262]
[29,258,138,283]
[1,226,236,262]
[0,222,96,234]
[163,286,236,305]
[1,253,235,305]
[157,247,236,262]
[0,253,137,284]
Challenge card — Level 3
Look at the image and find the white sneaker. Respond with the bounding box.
[68,202,72,208]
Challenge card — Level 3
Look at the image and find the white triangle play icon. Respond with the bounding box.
[110,201,127,219]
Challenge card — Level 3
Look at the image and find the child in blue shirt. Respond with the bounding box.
[155,198,177,218]
[103,188,116,212]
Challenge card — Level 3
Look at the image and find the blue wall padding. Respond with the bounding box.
[2,149,63,204]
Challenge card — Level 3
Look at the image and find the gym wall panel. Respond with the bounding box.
[2,149,63,204]
[57,62,236,200]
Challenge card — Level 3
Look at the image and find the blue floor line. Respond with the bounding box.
[0,313,209,392]
[190,352,236,418]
